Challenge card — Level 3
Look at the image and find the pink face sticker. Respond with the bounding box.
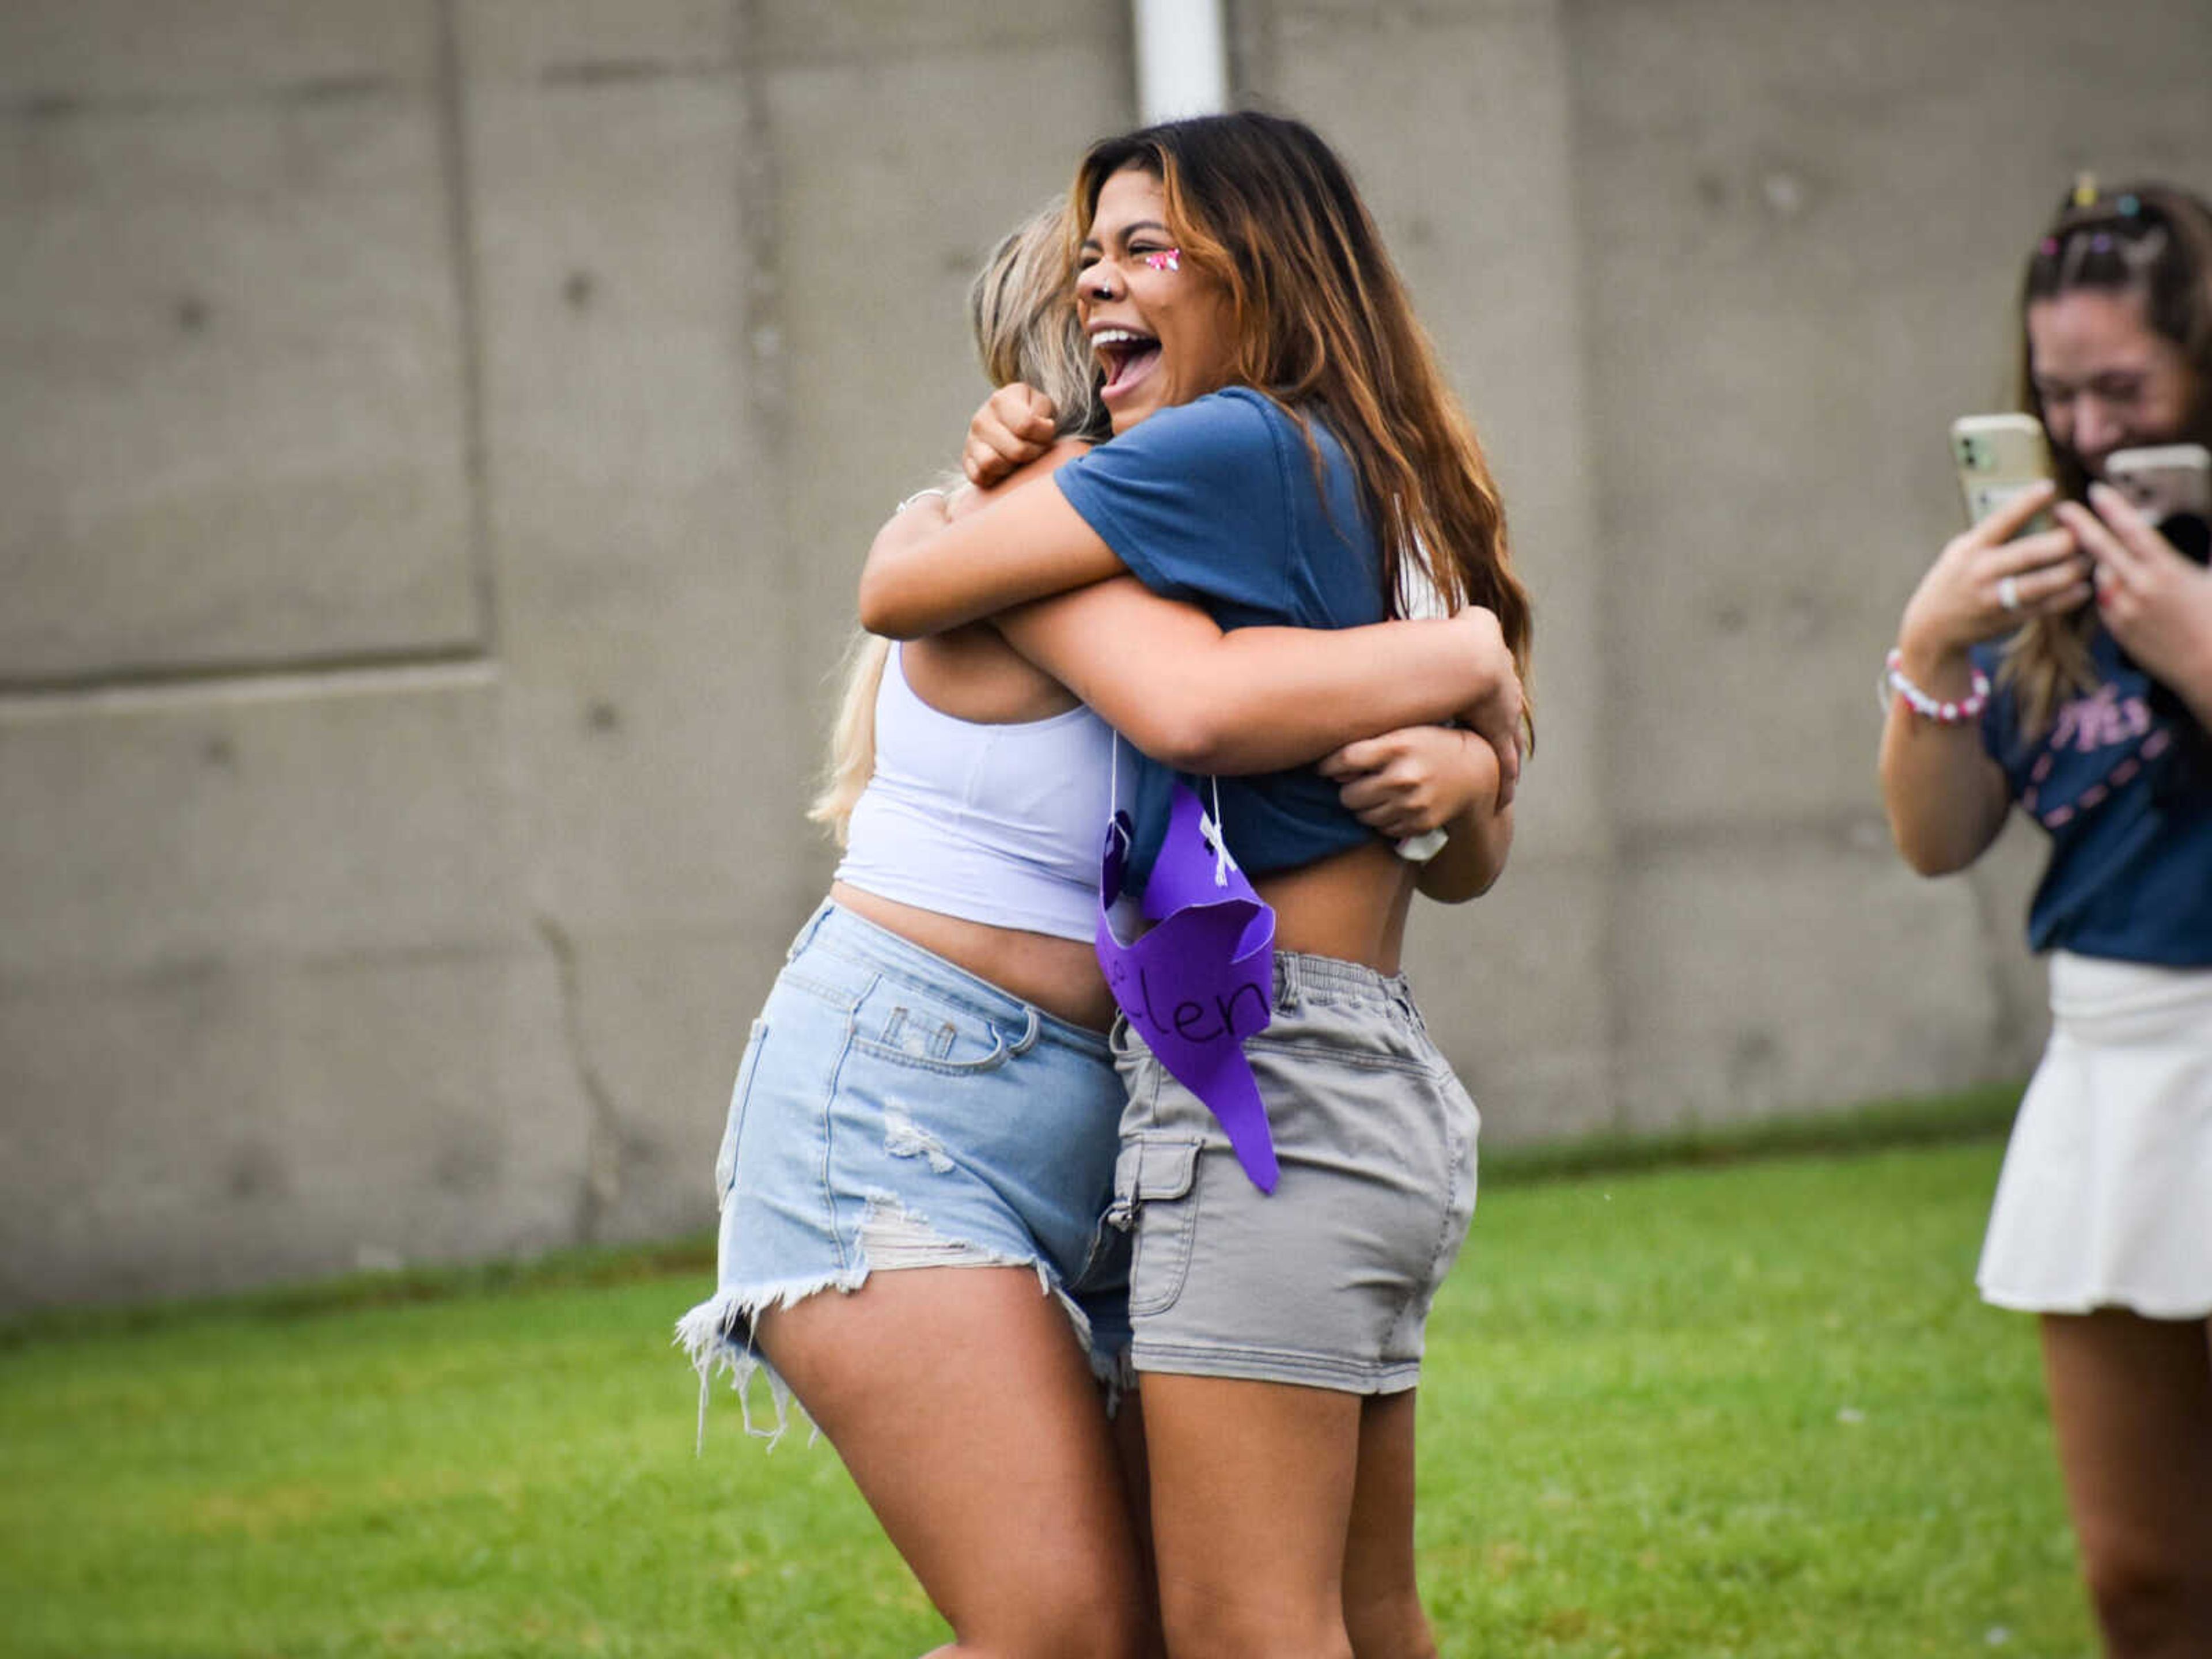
[1142,248,1182,273]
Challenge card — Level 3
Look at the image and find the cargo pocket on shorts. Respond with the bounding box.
[713,1018,771,1207]
[1110,1134,1203,1319]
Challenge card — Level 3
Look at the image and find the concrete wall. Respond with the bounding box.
[1560,0,2212,1128]
[2,0,2207,1308]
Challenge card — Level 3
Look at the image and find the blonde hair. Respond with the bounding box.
[809,204,1106,844]
[2002,179,2212,734]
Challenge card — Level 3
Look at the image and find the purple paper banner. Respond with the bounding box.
[1097,783,1280,1191]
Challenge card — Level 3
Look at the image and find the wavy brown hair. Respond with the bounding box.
[1072,112,1534,736]
[810,203,1108,844]
[2002,179,2212,734]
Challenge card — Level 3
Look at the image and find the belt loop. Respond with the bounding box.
[1397,987,1425,1035]
[1006,1005,1041,1058]
[787,900,833,961]
[1275,952,1300,1012]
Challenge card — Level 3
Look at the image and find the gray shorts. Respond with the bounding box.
[1109,950,1480,1393]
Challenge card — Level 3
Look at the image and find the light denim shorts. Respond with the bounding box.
[677,902,1131,1438]
[1110,950,1480,1393]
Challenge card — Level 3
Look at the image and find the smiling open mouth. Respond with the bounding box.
[1093,328,1161,397]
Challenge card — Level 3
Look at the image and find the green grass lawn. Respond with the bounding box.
[0,1137,2094,1657]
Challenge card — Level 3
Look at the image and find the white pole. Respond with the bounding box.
[1133,0,1229,124]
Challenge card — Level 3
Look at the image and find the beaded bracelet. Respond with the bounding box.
[1880,647,1990,725]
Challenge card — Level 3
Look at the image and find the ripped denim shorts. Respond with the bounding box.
[676,901,1131,1441]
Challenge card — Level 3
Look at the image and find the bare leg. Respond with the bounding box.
[1141,1373,1363,1659]
[2040,1311,2212,1658]
[1340,1391,1437,1659]
[759,1266,1150,1659]
[1110,1389,1166,1659]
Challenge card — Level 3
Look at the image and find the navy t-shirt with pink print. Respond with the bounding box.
[1974,630,2212,965]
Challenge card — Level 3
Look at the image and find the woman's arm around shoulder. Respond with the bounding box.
[994,588,1521,779]
[857,438,1124,639]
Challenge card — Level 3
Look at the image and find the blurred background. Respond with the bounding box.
[3,0,2208,1313]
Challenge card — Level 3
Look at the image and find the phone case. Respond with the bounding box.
[1950,414,2053,529]
[2104,444,2211,519]
[2107,444,2211,567]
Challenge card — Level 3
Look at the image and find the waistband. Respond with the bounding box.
[1271,950,1422,1021]
[789,900,1113,1059]
[2048,949,2212,1043]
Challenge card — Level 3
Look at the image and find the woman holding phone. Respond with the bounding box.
[1879,179,2212,1657]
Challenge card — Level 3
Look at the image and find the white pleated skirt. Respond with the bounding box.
[1978,951,2212,1319]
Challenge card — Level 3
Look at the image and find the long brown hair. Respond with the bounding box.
[2002,179,2212,733]
[809,203,1108,844]
[1073,113,1534,734]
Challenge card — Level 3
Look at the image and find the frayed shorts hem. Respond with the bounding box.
[676,1275,856,1450]
[1130,1338,1422,1395]
[677,1255,1127,1451]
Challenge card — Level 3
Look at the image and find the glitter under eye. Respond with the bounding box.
[1142,249,1181,273]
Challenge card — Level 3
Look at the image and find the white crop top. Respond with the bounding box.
[834,645,1114,942]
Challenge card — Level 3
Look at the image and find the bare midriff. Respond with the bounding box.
[1255,838,1419,975]
[831,837,1415,1036]
[828,881,1118,1032]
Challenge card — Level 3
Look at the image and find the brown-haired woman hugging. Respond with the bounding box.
[688,193,1522,1659]
[862,112,1533,1659]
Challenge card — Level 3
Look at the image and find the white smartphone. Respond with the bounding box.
[2105,443,2210,519]
[2105,443,2211,566]
[1950,414,2054,532]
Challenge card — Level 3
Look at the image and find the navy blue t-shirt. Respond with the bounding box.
[1974,630,2212,965]
[1054,387,1387,887]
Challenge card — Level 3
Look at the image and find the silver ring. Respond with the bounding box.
[1997,574,2021,612]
